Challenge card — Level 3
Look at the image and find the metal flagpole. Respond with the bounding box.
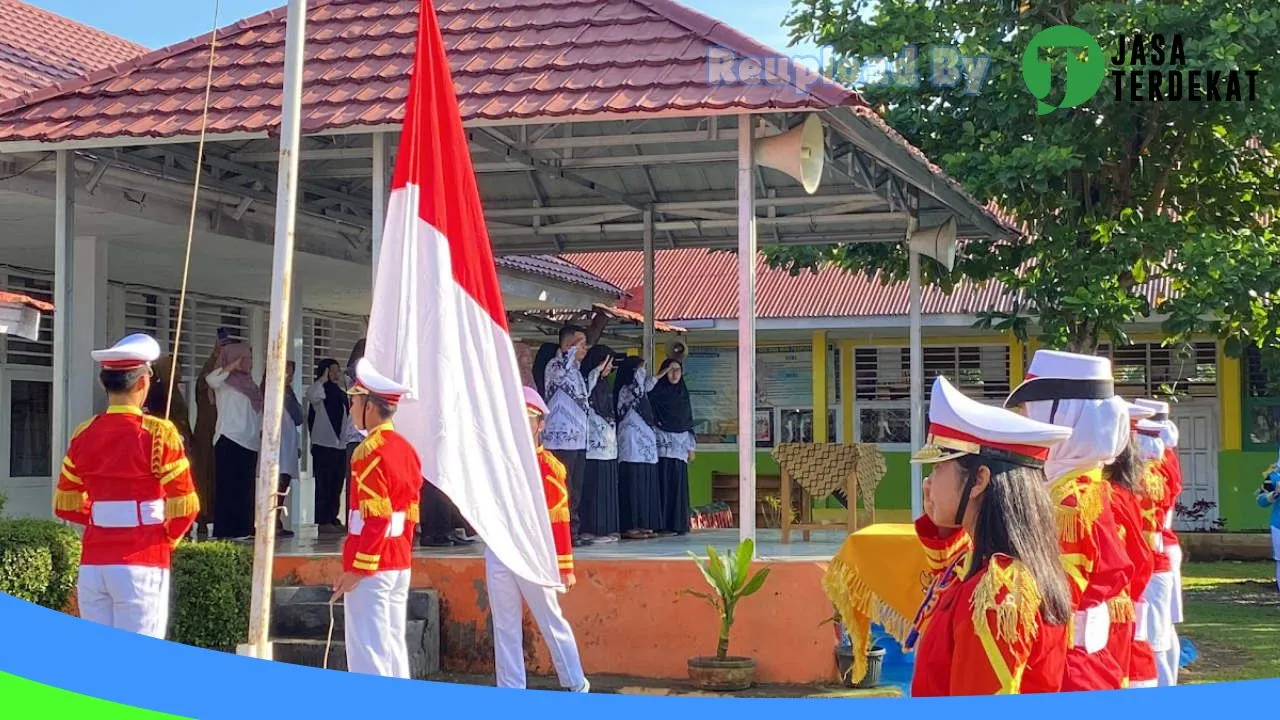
[907,220,924,519]
[242,0,308,660]
[736,114,757,547]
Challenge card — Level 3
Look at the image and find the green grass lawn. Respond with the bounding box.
[1179,561,1280,684]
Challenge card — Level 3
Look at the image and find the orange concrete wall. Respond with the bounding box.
[275,556,837,684]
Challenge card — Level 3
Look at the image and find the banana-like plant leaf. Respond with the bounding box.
[733,537,754,589]
[740,567,771,598]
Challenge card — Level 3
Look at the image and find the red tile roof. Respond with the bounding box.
[567,249,1174,322]
[0,0,862,144]
[0,0,145,102]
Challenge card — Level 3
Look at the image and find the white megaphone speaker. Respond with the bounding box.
[754,114,825,194]
[908,216,958,271]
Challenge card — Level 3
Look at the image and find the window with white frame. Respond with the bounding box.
[854,344,1011,449]
[301,313,366,380]
[1095,341,1217,399]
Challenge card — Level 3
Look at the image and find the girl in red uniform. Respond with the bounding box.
[1101,425,1157,688]
[909,377,1074,696]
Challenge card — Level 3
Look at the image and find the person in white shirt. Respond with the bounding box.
[306,358,349,535]
[275,360,302,539]
[541,325,592,546]
[206,341,263,540]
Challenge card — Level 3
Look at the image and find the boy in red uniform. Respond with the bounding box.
[55,333,199,638]
[909,376,1073,696]
[329,358,424,678]
[1004,350,1135,691]
[483,387,589,692]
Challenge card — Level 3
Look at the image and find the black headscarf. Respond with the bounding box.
[581,344,615,421]
[532,342,558,399]
[614,356,656,426]
[309,358,347,436]
[650,358,694,433]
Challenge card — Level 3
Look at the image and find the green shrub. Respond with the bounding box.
[170,541,252,650]
[0,544,53,602]
[0,491,7,517]
[0,519,81,610]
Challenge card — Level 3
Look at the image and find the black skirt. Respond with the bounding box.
[618,461,661,532]
[212,437,258,539]
[657,457,691,534]
[581,459,620,537]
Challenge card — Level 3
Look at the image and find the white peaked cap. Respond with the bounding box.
[523,386,549,416]
[1005,349,1116,408]
[347,357,411,403]
[912,376,1073,467]
[1123,400,1156,420]
[1134,398,1171,417]
[90,333,160,370]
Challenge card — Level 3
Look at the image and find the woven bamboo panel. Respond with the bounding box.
[771,443,887,510]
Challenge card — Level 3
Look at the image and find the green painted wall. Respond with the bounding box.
[688,450,913,510]
[1218,451,1276,531]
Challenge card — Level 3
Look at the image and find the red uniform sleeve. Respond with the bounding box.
[948,556,1041,695]
[349,454,393,576]
[149,417,200,545]
[53,419,94,525]
[1052,474,1133,609]
[1112,488,1154,601]
[540,451,573,573]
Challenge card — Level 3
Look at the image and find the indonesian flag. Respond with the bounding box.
[364,0,560,588]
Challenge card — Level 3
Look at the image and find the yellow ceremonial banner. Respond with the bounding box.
[822,523,932,684]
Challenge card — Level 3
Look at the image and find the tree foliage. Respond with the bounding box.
[767,0,1280,356]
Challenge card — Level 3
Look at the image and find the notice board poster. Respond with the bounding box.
[682,349,738,444]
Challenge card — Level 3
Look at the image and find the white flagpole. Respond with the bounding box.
[242,0,308,660]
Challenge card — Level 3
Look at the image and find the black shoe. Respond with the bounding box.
[571,536,594,548]
[422,537,456,548]
[276,526,296,539]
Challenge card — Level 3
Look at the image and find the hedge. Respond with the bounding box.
[0,519,81,611]
[169,541,253,651]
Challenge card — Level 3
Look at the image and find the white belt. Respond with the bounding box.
[1147,532,1165,552]
[1072,603,1110,654]
[91,499,166,528]
[348,510,406,538]
[1133,601,1149,641]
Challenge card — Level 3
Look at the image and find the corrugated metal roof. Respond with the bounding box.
[0,0,146,101]
[567,248,1174,321]
[0,0,862,143]
[495,254,623,297]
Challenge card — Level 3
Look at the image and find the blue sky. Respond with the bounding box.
[29,0,820,59]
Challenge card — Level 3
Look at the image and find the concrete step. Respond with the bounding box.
[270,585,440,676]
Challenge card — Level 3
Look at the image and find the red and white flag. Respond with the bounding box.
[365,0,560,587]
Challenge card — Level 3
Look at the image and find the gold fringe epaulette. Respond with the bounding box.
[1051,472,1104,543]
[351,431,386,464]
[539,449,567,483]
[53,489,86,513]
[549,505,570,523]
[1141,466,1166,502]
[359,497,393,518]
[407,502,420,524]
[820,557,915,685]
[165,492,200,519]
[971,555,1041,643]
[1108,592,1134,623]
[142,415,184,477]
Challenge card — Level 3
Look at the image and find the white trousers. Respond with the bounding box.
[484,548,586,690]
[344,569,411,679]
[77,565,170,638]
[1165,542,1185,686]
[1145,571,1177,686]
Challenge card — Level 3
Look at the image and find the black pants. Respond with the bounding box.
[212,437,258,539]
[311,445,347,526]
[418,480,465,544]
[550,448,587,538]
[345,442,361,519]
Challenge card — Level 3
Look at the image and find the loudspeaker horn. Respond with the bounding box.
[667,338,689,363]
[908,216,958,271]
[754,113,825,195]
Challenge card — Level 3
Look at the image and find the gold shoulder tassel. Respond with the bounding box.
[971,557,1042,643]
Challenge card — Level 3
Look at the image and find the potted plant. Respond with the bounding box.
[683,537,771,691]
[830,618,888,688]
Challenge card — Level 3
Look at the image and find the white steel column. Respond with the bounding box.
[371,131,390,284]
[287,279,305,530]
[736,115,758,546]
[51,150,75,467]
[642,207,656,362]
[907,224,924,518]
[70,236,108,417]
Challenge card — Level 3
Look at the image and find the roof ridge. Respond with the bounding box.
[0,0,328,118]
[624,0,862,110]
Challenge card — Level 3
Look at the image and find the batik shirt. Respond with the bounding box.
[542,347,589,451]
[655,429,696,462]
[585,368,618,461]
[617,375,659,465]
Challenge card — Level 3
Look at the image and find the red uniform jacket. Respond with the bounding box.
[1159,447,1183,549]
[342,423,424,575]
[1050,468,1133,692]
[912,517,1067,696]
[1131,461,1172,685]
[55,405,199,568]
[538,447,573,573]
[1104,483,1155,687]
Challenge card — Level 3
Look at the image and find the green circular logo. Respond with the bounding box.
[1021,25,1106,115]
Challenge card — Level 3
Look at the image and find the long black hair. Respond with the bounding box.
[581,344,615,421]
[957,454,1072,626]
[1103,435,1144,495]
[649,358,694,433]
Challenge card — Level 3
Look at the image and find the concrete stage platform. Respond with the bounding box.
[272,528,849,684]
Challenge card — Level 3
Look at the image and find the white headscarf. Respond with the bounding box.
[1136,432,1166,463]
[1024,395,1130,482]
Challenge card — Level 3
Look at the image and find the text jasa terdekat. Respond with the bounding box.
[1112,33,1259,102]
